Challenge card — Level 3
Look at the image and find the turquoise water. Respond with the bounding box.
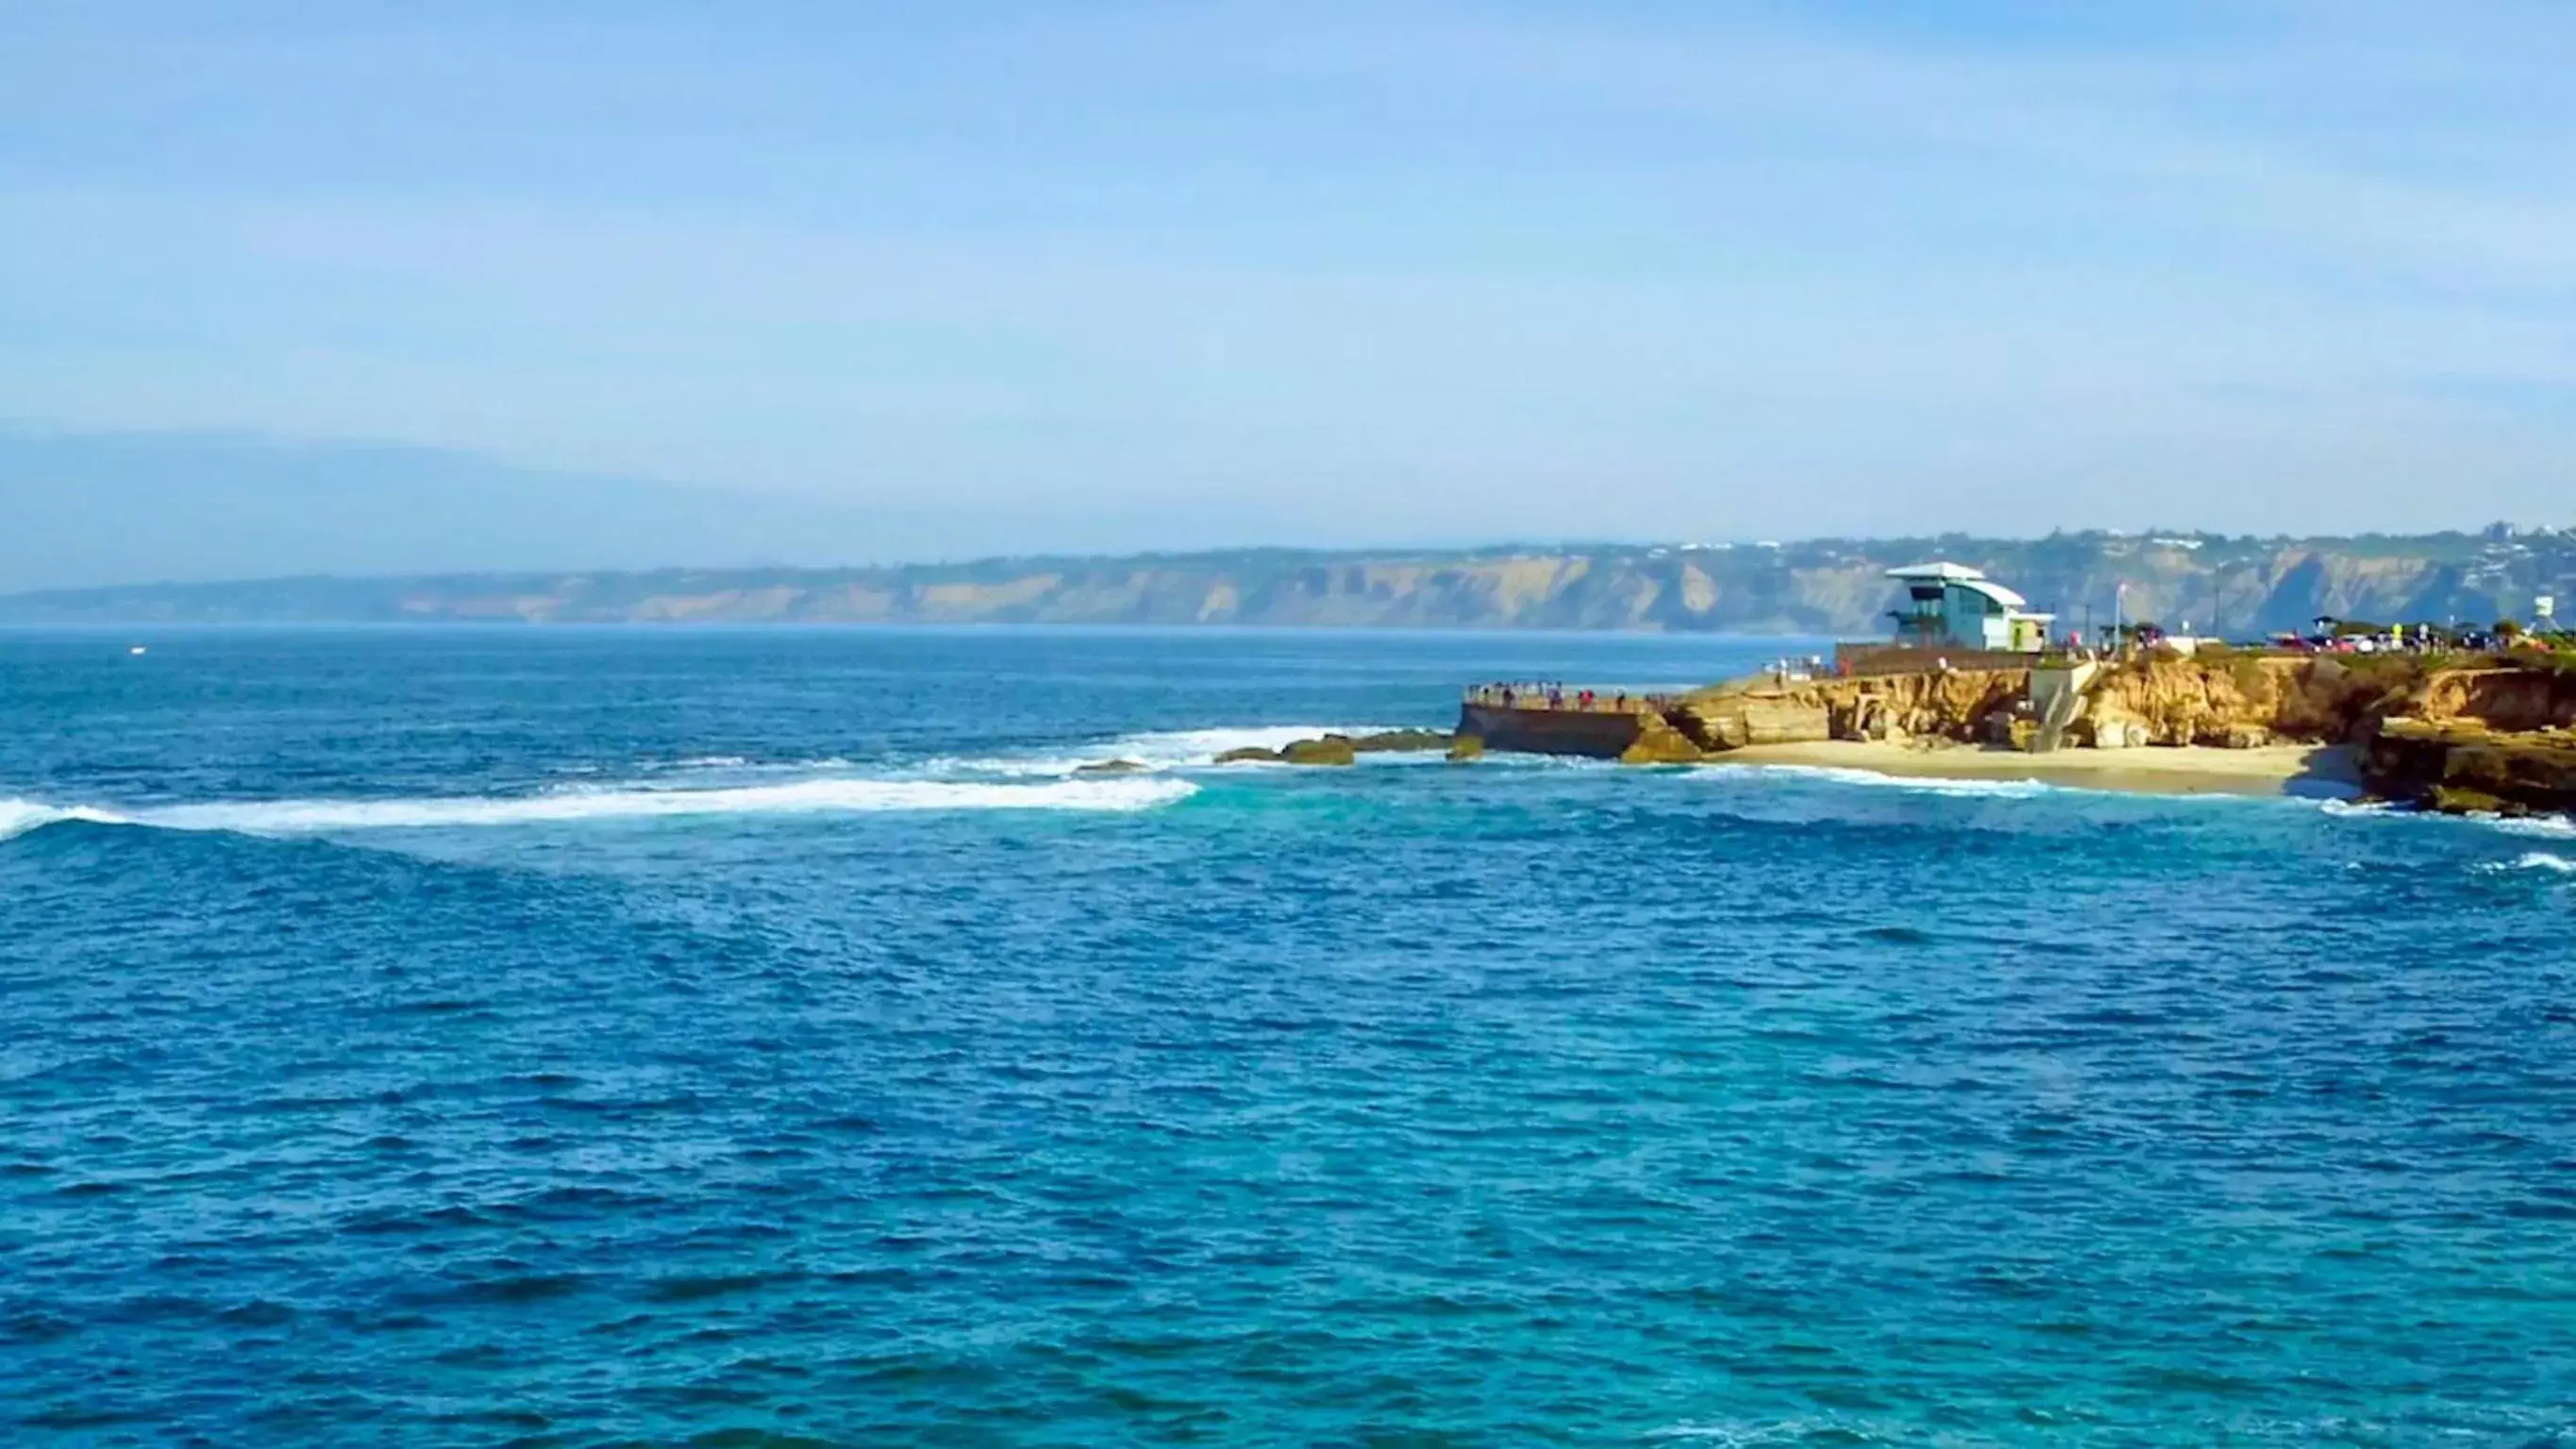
[4,626,2572,1446]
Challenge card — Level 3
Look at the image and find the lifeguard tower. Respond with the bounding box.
[1884,562,2053,654]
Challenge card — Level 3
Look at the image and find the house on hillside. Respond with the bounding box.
[1885,561,2054,653]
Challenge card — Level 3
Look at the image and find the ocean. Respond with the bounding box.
[4,625,2572,1446]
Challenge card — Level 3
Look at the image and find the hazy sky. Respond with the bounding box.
[6,1,2574,553]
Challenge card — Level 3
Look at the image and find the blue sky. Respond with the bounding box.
[5,1,2573,557]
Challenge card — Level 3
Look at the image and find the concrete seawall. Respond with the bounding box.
[1456,702,1655,758]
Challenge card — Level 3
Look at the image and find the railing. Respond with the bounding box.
[1461,684,1678,714]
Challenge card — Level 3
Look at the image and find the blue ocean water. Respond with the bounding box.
[4,625,2573,1447]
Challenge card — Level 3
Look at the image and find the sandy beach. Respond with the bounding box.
[1715,740,2362,797]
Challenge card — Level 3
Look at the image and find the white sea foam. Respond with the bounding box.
[2314,797,2576,839]
[2485,812,2576,839]
[0,775,1196,841]
[2487,851,2576,874]
[1697,762,2056,799]
[936,724,1413,777]
[0,797,129,841]
[650,755,859,774]
[0,724,1392,842]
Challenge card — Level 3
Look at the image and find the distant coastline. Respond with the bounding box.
[4,527,2569,634]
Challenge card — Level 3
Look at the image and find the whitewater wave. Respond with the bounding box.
[0,775,1196,841]
[2314,797,2576,839]
[0,724,1413,843]
[2485,813,2576,839]
[930,724,1413,777]
[1695,761,2057,799]
[2483,851,2576,874]
[646,755,856,775]
[0,797,132,841]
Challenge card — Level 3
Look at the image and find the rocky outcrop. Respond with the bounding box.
[2413,667,2576,733]
[2066,654,2576,752]
[1216,729,1455,766]
[1616,713,1708,764]
[1678,668,2031,750]
[1455,648,2576,818]
[1282,737,1359,766]
[1348,728,1451,754]
[1678,692,1832,751]
[2072,654,2441,748]
[2362,719,2576,816]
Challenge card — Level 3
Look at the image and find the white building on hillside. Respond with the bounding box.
[1885,562,2054,653]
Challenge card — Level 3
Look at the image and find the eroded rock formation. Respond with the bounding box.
[1215,730,1456,766]
[1462,650,2576,814]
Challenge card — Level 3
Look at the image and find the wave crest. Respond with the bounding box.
[931,724,1408,777]
[1696,762,2056,799]
[0,775,1196,841]
[0,797,130,841]
[2485,851,2576,874]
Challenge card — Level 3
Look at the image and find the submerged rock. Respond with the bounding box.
[1214,746,1282,764]
[1073,758,1150,775]
[2429,784,2524,816]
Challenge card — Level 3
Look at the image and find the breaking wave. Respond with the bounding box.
[2484,851,2576,874]
[2317,798,2576,839]
[1695,762,2057,799]
[0,724,1410,843]
[2486,812,2576,839]
[1,797,131,841]
[0,775,1196,841]
[930,724,1410,777]
[644,755,855,775]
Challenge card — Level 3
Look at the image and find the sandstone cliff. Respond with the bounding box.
[1462,650,2576,815]
[11,529,2573,634]
[2364,720,2576,816]
[1677,669,2032,750]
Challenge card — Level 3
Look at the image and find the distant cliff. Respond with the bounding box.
[6,530,2571,637]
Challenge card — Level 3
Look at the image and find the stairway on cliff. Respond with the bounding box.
[2028,662,2098,754]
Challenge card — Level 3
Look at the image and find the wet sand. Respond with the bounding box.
[1716,741,2362,797]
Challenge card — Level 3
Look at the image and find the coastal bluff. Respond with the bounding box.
[1456,668,2035,762]
[1453,655,2576,816]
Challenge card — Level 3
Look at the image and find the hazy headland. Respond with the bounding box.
[7,527,2569,640]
